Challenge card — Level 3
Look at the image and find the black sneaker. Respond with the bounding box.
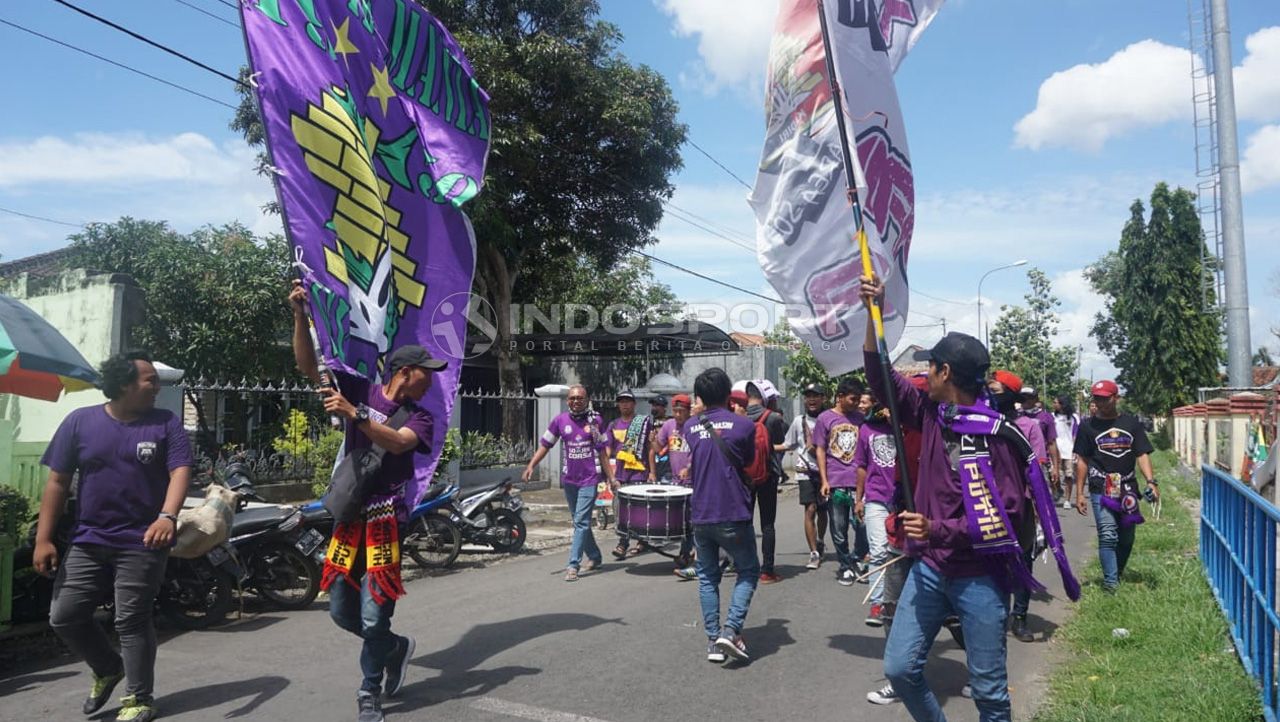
[83,669,125,715]
[1010,615,1033,643]
[357,692,384,722]
[384,634,416,697]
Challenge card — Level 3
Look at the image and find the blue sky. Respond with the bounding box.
[1,0,1277,381]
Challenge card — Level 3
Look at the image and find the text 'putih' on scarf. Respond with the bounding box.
[319,495,405,605]
[939,401,1081,602]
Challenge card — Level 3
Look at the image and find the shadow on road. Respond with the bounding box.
[153,675,290,718]
[742,617,795,660]
[0,670,78,697]
[828,632,971,705]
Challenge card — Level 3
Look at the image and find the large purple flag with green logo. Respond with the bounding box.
[242,0,490,500]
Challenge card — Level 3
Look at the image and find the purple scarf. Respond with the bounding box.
[940,402,1082,602]
[1098,472,1144,527]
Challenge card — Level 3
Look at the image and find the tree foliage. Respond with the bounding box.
[69,218,295,380]
[766,319,866,394]
[1085,183,1223,414]
[988,268,1078,399]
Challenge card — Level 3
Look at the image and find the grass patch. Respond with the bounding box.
[1034,450,1263,722]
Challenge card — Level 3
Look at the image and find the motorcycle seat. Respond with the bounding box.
[458,478,511,496]
[231,506,296,536]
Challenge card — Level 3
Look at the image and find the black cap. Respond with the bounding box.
[649,395,668,406]
[802,383,827,396]
[387,345,448,374]
[912,333,989,383]
[616,390,636,401]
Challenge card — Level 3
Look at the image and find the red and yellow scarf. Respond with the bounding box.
[319,495,405,605]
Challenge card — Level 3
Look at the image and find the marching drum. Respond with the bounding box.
[616,484,692,542]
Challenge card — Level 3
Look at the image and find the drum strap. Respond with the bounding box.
[697,414,753,490]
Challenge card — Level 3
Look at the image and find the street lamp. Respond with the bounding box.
[977,259,1028,345]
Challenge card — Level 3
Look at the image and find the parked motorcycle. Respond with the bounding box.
[220,462,321,611]
[447,478,527,554]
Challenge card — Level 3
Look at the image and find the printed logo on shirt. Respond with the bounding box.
[136,441,157,464]
[827,422,859,463]
[564,424,574,435]
[870,433,896,468]
[1095,428,1135,459]
[668,433,687,453]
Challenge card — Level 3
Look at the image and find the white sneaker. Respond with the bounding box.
[806,551,821,569]
[839,569,855,586]
[961,685,972,698]
[1062,499,1073,509]
[866,683,900,705]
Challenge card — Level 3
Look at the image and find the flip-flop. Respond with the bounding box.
[611,546,628,560]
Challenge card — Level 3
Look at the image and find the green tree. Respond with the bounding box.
[988,268,1078,398]
[766,318,865,394]
[1085,183,1223,415]
[69,217,295,380]
[230,1,687,438]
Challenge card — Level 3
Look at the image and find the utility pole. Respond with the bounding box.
[1210,0,1252,385]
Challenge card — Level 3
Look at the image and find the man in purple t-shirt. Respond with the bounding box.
[524,384,613,581]
[854,403,902,626]
[291,281,440,722]
[683,368,760,664]
[606,390,652,558]
[814,377,867,585]
[35,352,193,722]
[1020,387,1061,497]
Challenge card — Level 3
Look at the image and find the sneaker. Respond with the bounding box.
[357,691,384,722]
[84,669,125,715]
[722,561,737,576]
[1062,499,1073,510]
[961,684,972,699]
[865,603,884,627]
[1010,614,1033,643]
[564,567,579,582]
[715,631,750,662]
[581,558,601,573]
[384,634,416,697]
[866,683,900,705]
[673,566,697,581]
[855,562,870,583]
[706,641,726,663]
[805,551,821,569]
[115,696,157,722]
[759,571,782,584]
[838,569,855,586]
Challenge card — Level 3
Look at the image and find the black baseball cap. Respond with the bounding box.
[912,333,989,382]
[387,344,448,374]
[650,395,668,406]
[616,390,637,401]
[802,383,827,396]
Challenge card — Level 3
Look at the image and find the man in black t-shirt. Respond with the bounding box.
[1073,379,1158,593]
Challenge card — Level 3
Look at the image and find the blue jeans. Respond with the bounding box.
[1091,493,1135,590]
[563,483,603,569]
[693,521,760,640]
[884,561,1011,722]
[827,494,868,573]
[330,571,400,694]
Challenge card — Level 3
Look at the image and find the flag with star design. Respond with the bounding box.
[242,0,490,499]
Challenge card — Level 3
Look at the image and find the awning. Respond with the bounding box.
[467,320,740,358]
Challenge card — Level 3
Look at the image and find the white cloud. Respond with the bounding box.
[1242,124,1280,193]
[0,132,249,187]
[1015,26,1280,152]
[1013,40,1193,152]
[656,0,778,96]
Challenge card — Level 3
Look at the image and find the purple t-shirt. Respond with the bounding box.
[540,411,606,487]
[606,416,650,483]
[42,405,193,549]
[813,409,864,488]
[656,418,692,484]
[864,351,1029,579]
[853,420,898,506]
[1029,408,1056,448]
[1014,416,1047,467]
[683,408,755,524]
[339,375,434,516]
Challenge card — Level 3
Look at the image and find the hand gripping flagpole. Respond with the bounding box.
[815,0,915,513]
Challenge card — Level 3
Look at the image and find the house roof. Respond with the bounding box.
[730,332,767,348]
[0,247,78,280]
[1255,366,1280,387]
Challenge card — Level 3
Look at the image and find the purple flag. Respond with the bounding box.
[242,0,491,502]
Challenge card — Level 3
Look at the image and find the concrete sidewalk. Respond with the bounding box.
[0,484,1093,722]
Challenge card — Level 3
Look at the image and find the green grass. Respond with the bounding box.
[1034,450,1264,722]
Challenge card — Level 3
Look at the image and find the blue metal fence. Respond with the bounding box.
[1201,464,1279,721]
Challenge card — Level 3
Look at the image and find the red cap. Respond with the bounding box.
[992,370,1023,395]
[729,390,748,407]
[672,393,691,407]
[909,373,929,391]
[1091,380,1119,398]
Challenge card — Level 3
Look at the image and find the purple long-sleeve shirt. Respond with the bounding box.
[864,351,1030,578]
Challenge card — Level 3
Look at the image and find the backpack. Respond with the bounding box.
[741,409,773,487]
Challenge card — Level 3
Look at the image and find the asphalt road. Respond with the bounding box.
[0,485,1097,722]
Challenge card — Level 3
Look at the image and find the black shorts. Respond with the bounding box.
[797,475,826,507]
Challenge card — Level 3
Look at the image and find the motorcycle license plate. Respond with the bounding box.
[207,545,230,566]
[506,495,524,512]
[296,528,325,556]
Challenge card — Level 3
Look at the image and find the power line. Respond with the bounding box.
[210,0,239,9]
[911,288,968,305]
[50,0,246,86]
[0,206,86,228]
[632,250,783,304]
[0,18,238,110]
[685,138,753,191]
[170,0,239,28]
[661,205,757,254]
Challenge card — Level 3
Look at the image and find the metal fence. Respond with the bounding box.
[1201,464,1280,721]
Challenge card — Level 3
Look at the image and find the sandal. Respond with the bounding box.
[612,545,628,560]
[627,544,645,557]
[564,567,579,582]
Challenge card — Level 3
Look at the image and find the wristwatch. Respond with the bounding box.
[354,404,371,424]
[158,512,178,525]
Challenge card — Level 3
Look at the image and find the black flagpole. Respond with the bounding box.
[815,0,915,512]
